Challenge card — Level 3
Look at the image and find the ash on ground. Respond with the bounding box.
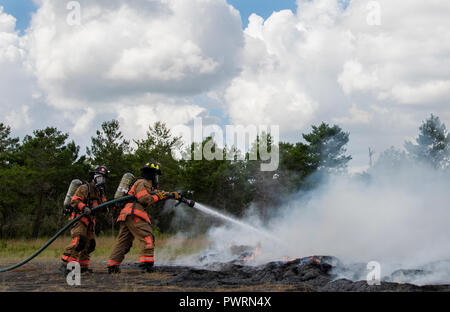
[2,246,450,291]
[155,245,450,291]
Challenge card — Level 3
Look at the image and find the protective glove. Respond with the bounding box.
[83,207,91,216]
[168,192,180,200]
[155,191,166,201]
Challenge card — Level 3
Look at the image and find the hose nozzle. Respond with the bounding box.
[175,197,196,208]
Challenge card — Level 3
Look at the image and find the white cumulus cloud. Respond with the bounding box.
[1,0,450,169]
[26,0,243,107]
[0,6,35,131]
[16,0,244,141]
[218,0,450,168]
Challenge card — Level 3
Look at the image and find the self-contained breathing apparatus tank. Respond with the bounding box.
[115,173,135,199]
[63,179,83,215]
[114,173,135,210]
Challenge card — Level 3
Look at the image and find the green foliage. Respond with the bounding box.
[0,118,355,237]
[133,121,183,190]
[180,137,230,205]
[0,127,87,238]
[86,119,132,192]
[278,141,316,191]
[1,113,448,239]
[303,122,352,172]
[404,114,450,169]
[373,146,410,172]
[0,123,19,168]
[243,133,283,219]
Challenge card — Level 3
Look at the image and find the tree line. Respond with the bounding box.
[0,114,448,238]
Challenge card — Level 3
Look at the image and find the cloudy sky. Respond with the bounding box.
[0,0,449,171]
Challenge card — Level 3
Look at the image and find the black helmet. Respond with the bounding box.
[140,161,161,188]
[141,161,162,175]
[90,165,110,192]
[91,165,110,177]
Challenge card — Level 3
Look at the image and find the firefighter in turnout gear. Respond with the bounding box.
[60,165,109,274]
[107,161,179,273]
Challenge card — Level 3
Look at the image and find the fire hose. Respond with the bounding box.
[0,193,195,273]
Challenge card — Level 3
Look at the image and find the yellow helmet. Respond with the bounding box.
[141,161,162,175]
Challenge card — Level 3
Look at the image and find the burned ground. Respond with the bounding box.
[1,256,450,292]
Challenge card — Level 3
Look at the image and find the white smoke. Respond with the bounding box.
[273,168,450,263]
[182,162,450,285]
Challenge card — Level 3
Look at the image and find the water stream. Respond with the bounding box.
[192,202,281,244]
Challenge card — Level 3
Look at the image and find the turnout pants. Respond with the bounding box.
[108,215,155,267]
[61,221,96,268]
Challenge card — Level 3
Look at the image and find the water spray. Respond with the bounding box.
[175,194,284,247]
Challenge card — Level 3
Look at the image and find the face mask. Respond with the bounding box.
[94,174,106,191]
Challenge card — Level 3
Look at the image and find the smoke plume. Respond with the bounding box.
[181,161,450,285]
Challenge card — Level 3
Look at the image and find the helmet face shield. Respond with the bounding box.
[153,174,159,189]
[94,174,106,191]
[90,165,109,192]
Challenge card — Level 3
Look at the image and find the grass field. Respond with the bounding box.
[0,234,210,263]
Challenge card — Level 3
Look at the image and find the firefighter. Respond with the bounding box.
[107,161,179,273]
[60,165,110,274]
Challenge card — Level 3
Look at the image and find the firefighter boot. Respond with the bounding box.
[139,262,154,273]
[108,266,121,274]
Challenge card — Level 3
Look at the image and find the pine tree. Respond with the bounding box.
[303,122,352,172]
[133,122,183,190]
[18,127,85,237]
[405,114,450,169]
[0,123,19,168]
[86,119,132,198]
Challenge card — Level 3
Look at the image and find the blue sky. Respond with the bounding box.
[228,0,297,27]
[0,0,447,171]
[0,0,37,34]
[0,0,297,33]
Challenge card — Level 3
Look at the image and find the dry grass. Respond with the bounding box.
[0,234,210,263]
[0,260,305,292]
